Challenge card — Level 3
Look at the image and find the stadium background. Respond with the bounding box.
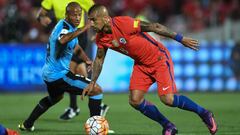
[0,0,239,92]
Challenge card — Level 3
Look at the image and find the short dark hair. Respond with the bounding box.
[66,2,80,13]
[88,4,104,15]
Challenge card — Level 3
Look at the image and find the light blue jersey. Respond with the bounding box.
[42,19,78,82]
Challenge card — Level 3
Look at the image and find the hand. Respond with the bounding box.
[81,22,91,32]
[40,16,52,27]
[86,60,93,72]
[181,37,199,51]
[77,23,91,37]
[81,82,95,100]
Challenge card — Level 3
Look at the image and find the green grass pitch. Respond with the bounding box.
[0,92,240,135]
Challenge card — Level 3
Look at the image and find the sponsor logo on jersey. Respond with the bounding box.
[162,86,170,91]
[134,20,139,28]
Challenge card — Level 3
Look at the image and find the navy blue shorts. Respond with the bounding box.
[44,72,91,98]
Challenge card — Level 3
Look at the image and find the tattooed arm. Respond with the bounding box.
[140,21,199,50]
[59,23,90,45]
[91,47,108,83]
[81,47,108,99]
[140,21,176,39]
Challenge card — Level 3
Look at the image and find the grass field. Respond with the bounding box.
[0,92,240,135]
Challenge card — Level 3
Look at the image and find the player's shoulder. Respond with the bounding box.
[51,20,71,37]
[113,16,134,22]
[112,16,136,28]
[56,20,72,30]
[62,20,71,30]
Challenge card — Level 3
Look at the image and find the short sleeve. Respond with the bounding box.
[41,0,53,10]
[113,16,141,35]
[58,28,69,41]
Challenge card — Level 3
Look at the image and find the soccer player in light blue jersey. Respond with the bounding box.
[18,2,105,131]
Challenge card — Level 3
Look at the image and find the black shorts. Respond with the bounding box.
[71,31,88,64]
[44,72,91,98]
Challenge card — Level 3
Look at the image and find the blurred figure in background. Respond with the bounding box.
[231,41,240,79]
[36,0,109,120]
[0,0,29,42]
[0,0,239,43]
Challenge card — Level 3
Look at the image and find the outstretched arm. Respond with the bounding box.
[81,47,108,99]
[59,23,90,45]
[140,21,199,50]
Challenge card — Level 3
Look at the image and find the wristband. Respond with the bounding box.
[174,33,183,42]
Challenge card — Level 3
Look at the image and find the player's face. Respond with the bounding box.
[88,12,105,32]
[66,7,82,27]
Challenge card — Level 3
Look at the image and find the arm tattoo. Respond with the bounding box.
[140,21,176,39]
[91,48,107,82]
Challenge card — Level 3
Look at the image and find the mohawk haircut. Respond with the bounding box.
[88,4,104,15]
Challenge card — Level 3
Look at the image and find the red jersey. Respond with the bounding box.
[96,16,168,65]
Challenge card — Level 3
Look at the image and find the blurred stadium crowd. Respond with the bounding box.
[0,0,240,43]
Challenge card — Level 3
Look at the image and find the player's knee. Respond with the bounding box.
[89,84,103,96]
[129,97,142,108]
[160,94,174,106]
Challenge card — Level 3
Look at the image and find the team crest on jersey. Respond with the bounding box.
[119,37,127,44]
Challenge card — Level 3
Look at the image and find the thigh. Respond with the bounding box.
[70,60,78,74]
[155,60,177,96]
[76,63,87,77]
[129,64,155,92]
[63,72,90,95]
[44,79,67,98]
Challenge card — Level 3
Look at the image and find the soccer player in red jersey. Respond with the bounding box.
[83,4,218,135]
